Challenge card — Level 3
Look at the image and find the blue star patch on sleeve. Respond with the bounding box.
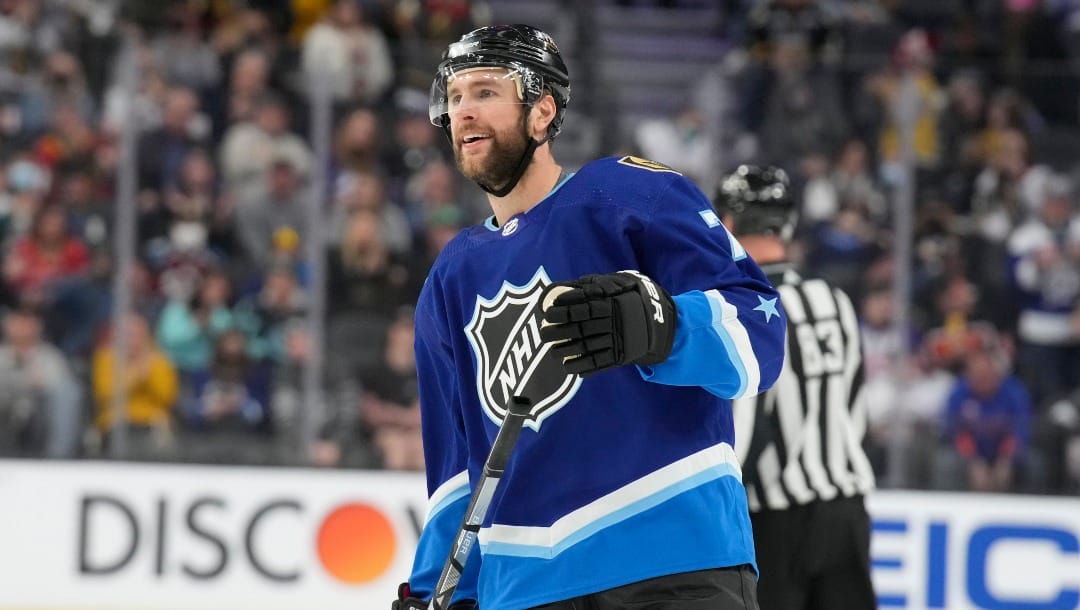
[753,296,780,323]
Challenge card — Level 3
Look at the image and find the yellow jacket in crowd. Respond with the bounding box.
[91,346,179,431]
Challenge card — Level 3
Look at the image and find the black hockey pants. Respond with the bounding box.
[528,565,759,610]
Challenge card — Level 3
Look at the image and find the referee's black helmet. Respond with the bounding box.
[714,165,798,240]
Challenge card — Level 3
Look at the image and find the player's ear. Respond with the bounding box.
[529,93,557,140]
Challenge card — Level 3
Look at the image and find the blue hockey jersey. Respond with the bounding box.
[408,156,787,609]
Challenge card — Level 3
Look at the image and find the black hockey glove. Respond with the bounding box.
[539,271,677,376]
[391,583,477,610]
[391,583,427,610]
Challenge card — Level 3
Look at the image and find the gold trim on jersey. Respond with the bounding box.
[616,155,681,174]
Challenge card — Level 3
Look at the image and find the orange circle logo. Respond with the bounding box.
[316,503,396,584]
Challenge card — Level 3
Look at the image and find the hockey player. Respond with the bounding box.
[715,165,877,610]
[393,24,786,610]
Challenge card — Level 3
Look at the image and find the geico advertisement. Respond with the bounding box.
[0,460,428,610]
[868,490,1080,610]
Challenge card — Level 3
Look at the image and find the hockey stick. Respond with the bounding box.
[430,395,533,610]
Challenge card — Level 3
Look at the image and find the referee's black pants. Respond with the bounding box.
[750,495,876,610]
[528,565,759,610]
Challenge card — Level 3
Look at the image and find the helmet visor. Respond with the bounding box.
[429,65,532,126]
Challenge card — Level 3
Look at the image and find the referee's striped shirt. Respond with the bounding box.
[734,265,876,511]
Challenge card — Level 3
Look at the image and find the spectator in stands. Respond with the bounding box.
[325,208,419,320]
[164,148,238,259]
[151,2,222,95]
[1007,174,1080,409]
[831,138,887,223]
[804,201,882,300]
[136,86,207,193]
[8,207,79,300]
[216,48,272,129]
[234,264,307,365]
[934,71,987,207]
[1043,386,1080,494]
[140,151,237,282]
[91,312,180,460]
[859,283,918,485]
[755,34,848,168]
[178,328,274,464]
[971,128,1049,238]
[306,306,424,471]
[56,166,112,258]
[156,267,235,382]
[795,152,840,227]
[864,29,945,183]
[206,6,293,126]
[34,101,98,172]
[935,346,1037,492]
[382,87,450,201]
[889,339,963,489]
[358,307,422,471]
[331,107,382,191]
[273,321,357,467]
[127,259,167,328]
[958,131,1038,330]
[219,92,312,196]
[976,89,1038,171]
[0,306,82,458]
[3,204,91,315]
[940,71,986,163]
[0,155,50,245]
[330,170,412,254]
[324,208,420,386]
[417,203,466,273]
[911,196,966,308]
[235,151,309,269]
[100,52,170,136]
[388,0,482,90]
[301,0,394,106]
[18,50,96,139]
[633,105,715,188]
[404,159,483,232]
[43,167,114,358]
[0,0,67,81]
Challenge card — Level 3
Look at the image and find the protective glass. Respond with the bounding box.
[429,65,536,126]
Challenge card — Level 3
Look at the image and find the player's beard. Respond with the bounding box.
[454,122,530,194]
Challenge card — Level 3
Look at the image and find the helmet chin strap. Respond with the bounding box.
[476,111,551,199]
[478,138,539,198]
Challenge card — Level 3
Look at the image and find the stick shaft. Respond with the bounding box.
[431,396,532,610]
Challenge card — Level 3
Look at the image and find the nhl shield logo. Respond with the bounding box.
[465,267,582,430]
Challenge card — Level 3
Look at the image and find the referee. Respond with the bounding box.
[714,165,877,610]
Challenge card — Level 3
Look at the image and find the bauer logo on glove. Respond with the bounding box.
[539,270,677,376]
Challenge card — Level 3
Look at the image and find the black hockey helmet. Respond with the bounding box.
[429,24,571,141]
[714,165,798,240]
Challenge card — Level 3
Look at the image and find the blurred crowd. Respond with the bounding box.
[0,0,1076,496]
[689,0,1080,496]
[0,0,488,470]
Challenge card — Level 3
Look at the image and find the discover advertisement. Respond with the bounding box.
[0,460,427,609]
[0,460,1078,609]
